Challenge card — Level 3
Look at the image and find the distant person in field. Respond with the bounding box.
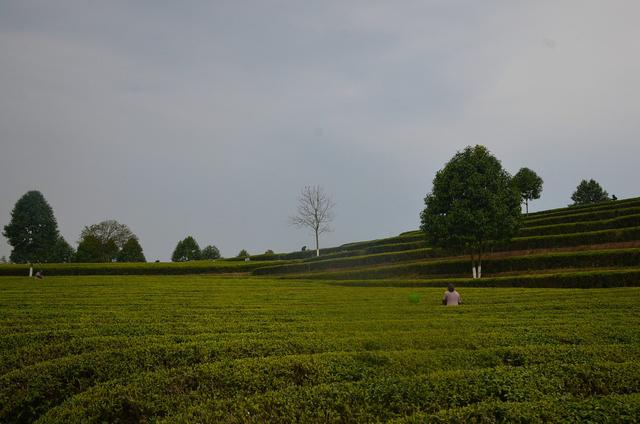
[442,283,461,306]
[35,270,44,280]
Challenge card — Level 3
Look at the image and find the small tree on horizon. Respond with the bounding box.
[289,185,335,257]
[571,179,610,206]
[172,236,201,262]
[237,249,249,259]
[117,237,146,262]
[512,167,543,215]
[420,145,521,279]
[201,245,221,260]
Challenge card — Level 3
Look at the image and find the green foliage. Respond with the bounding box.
[508,226,640,250]
[519,213,640,237]
[527,196,640,219]
[283,248,640,280]
[571,179,610,205]
[1,276,639,422]
[512,167,543,214]
[3,190,60,263]
[0,259,294,276]
[237,249,249,258]
[76,220,138,263]
[254,248,435,275]
[80,220,135,249]
[172,236,201,262]
[524,205,640,227]
[201,245,221,260]
[75,235,118,262]
[329,268,640,289]
[408,293,420,303]
[420,145,521,276]
[117,237,146,262]
[49,236,75,263]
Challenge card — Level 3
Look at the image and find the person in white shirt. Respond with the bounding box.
[442,283,461,306]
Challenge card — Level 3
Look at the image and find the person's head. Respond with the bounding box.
[447,283,455,292]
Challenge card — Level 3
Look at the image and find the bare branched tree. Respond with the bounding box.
[289,185,335,257]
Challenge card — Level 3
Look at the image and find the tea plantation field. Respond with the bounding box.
[1,275,640,422]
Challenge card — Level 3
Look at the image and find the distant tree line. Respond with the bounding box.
[2,167,617,265]
[2,191,147,264]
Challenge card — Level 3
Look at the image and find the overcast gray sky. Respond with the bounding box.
[1,1,639,261]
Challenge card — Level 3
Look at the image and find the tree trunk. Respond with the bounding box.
[525,199,529,215]
[478,245,483,278]
[315,229,320,257]
[470,252,477,279]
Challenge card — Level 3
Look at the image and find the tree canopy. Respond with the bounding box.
[76,220,139,262]
[117,237,146,262]
[3,191,60,263]
[201,245,221,260]
[420,145,521,278]
[80,220,134,249]
[171,236,201,262]
[571,179,610,205]
[49,236,75,263]
[75,234,118,262]
[237,249,249,259]
[512,167,543,214]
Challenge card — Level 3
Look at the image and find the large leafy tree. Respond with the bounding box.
[420,145,521,278]
[3,191,60,263]
[512,167,543,214]
[117,237,146,262]
[171,236,201,262]
[80,220,134,249]
[571,179,610,205]
[77,220,138,262]
[201,245,221,260]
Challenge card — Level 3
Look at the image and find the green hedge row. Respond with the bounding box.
[31,350,640,423]
[525,197,640,219]
[0,260,295,277]
[239,234,427,263]
[337,233,426,251]
[285,248,640,280]
[508,226,640,250]
[397,393,640,423]
[523,205,640,228]
[302,240,428,261]
[519,213,640,237]
[327,268,640,289]
[47,360,639,423]
[256,227,640,277]
[253,248,436,276]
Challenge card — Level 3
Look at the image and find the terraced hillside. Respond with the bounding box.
[251,197,640,288]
